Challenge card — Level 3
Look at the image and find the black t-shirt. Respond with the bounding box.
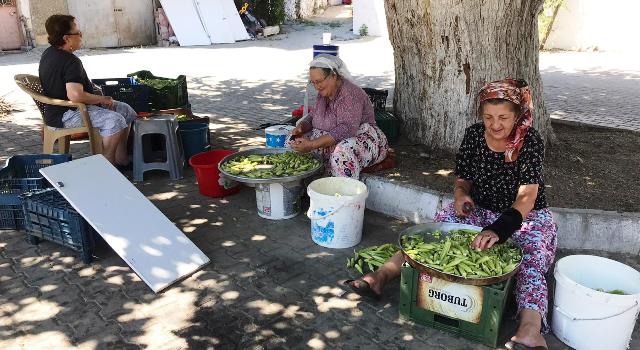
[454,123,548,212]
[38,46,93,127]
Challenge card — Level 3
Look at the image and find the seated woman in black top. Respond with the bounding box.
[39,14,136,166]
[342,79,556,350]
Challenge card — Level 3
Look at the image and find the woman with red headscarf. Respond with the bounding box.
[341,79,555,350]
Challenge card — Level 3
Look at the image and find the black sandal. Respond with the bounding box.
[115,162,133,172]
[338,279,382,301]
[505,341,548,350]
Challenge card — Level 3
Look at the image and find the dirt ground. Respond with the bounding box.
[378,121,640,213]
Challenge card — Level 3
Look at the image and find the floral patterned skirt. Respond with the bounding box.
[434,203,558,333]
[309,123,389,178]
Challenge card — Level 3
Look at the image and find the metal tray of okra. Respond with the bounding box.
[218,147,323,185]
[398,222,523,286]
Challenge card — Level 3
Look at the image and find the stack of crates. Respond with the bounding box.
[127,70,189,111]
[399,263,514,347]
[92,78,150,113]
[364,87,401,144]
[22,189,98,264]
[0,154,71,230]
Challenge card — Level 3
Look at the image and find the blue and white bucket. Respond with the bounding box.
[265,125,295,148]
[313,44,339,57]
[307,177,368,248]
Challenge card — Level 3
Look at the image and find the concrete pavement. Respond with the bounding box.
[1,20,639,350]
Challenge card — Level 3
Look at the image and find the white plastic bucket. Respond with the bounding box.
[265,125,294,148]
[255,181,303,220]
[552,255,640,350]
[307,177,368,248]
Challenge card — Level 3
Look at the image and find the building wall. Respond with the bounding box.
[544,0,640,52]
[285,0,329,20]
[28,0,68,46]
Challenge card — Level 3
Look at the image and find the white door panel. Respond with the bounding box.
[40,155,210,293]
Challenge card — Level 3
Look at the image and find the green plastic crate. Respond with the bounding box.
[127,70,188,111]
[399,264,513,347]
[375,110,400,144]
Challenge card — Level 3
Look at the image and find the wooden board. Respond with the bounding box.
[39,155,210,293]
[160,0,211,46]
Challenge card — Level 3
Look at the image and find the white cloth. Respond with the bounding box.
[309,54,354,83]
[302,54,355,121]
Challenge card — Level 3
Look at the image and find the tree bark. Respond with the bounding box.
[385,0,554,152]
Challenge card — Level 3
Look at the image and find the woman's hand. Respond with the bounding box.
[100,95,114,109]
[454,195,475,218]
[290,125,304,138]
[291,138,316,154]
[453,179,474,217]
[471,230,499,251]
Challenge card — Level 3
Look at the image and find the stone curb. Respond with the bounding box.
[361,174,640,255]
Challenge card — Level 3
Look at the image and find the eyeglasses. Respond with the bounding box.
[66,31,83,37]
[309,74,330,87]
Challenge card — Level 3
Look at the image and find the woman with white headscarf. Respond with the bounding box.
[289,54,389,178]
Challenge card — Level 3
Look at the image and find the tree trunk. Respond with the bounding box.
[385,0,554,152]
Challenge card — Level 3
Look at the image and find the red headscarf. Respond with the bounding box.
[478,78,533,162]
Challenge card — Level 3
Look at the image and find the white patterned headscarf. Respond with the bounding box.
[309,54,354,83]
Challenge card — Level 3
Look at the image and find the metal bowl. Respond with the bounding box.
[218,148,324,185]
[398,222,522,286]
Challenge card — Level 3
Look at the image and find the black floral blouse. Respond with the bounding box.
[454,123,548,213]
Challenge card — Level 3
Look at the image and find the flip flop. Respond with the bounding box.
[505,341,548,350]
[338,279,382,301]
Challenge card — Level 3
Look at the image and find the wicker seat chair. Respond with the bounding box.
[14,74,102,155]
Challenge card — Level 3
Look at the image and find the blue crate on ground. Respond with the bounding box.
[22,189,96,264]
[92,78,150,113]
[0,154,72,230]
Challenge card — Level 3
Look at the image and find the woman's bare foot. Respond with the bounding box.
[351,270,386,296]
[508,309,548,349]
[510,326,547,348]
[344,251,405,298]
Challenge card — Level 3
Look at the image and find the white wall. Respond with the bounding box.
[17,0,33,47]
[353,0,387,37]
[545,0,640,52]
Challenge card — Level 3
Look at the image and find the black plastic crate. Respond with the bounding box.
[0,154,72,230]
[127,70,189,111]
[92,78,135,87]
[363,87,388,111]
[22,189,96,264]
[92,78,151,113]
[375,110,400,144]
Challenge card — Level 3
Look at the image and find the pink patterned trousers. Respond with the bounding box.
[299,123,389,179]
[434,203,558,333]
